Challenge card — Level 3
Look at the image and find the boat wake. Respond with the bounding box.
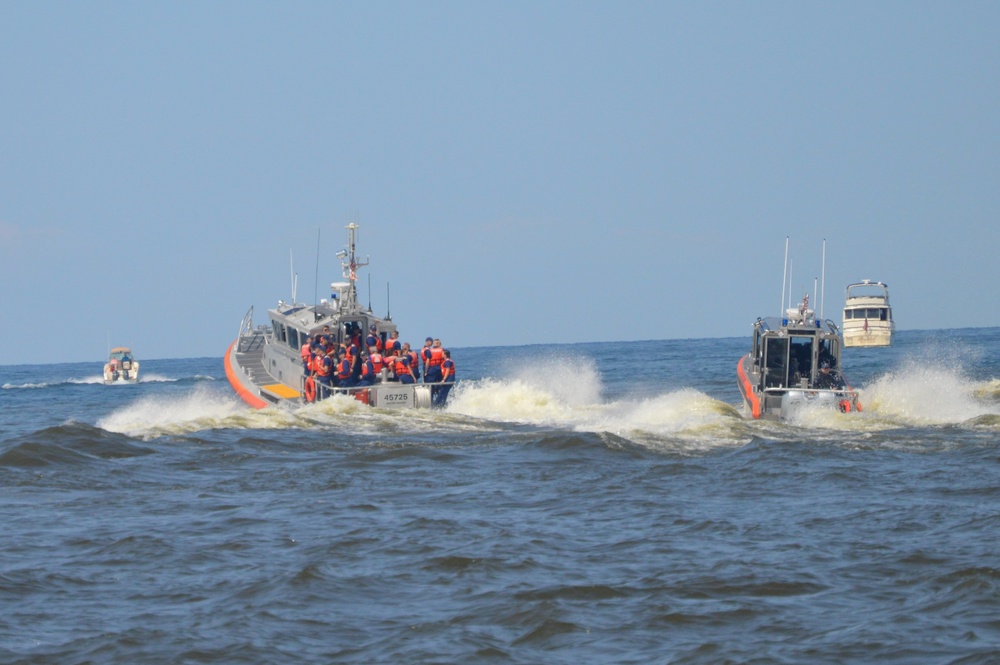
[95,357,1000,442]
[858,360,1000,427]
[97,386,269,438]
[445,365,746,451]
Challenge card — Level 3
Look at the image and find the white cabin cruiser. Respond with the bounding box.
[104,347,139,384]
[843,280,894,347]
[225,223,445,410]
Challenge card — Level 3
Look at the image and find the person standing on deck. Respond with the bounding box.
[435,349,456,406]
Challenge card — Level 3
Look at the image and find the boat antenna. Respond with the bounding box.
[788,258,794,310]
[314,227,321,306]
[290,249,297,304]
[341,223,369,307]
[386,282,392,320]
[820,238,827,320]
[780,236,789,317]
[367,273,372,312]
[813,277,818,319]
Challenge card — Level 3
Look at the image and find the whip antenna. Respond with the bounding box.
[780,236,789,317]
[314,228,321,305]
[820,238,827,320]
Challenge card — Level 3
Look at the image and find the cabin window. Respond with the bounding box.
[880,308,888,321]
[789,336,813,384]
[288,328,300,350]
[764,337,788,388]
[271,320,287,343]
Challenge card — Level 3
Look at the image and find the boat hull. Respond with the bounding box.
[843,326,893,348]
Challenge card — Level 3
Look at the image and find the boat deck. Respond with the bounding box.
[234,332,276,390]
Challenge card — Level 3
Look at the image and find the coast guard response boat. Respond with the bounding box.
[736,240,862,420]
[225,223,436,410]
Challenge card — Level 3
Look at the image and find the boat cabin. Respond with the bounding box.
[751,317,841,392]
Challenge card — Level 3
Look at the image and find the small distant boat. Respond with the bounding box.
[225,223,448,410]
[843,280,894,347]
[104,347,139,384]
[736,239,861,420]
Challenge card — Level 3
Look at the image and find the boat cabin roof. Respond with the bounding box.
[845,280,890,300]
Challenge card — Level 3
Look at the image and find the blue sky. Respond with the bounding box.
[1,1,997,365]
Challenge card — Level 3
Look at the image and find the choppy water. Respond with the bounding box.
[2,328,999,664]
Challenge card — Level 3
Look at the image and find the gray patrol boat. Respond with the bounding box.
[736,239,862,420]
[736,301,861,420]
[225,223,436,409]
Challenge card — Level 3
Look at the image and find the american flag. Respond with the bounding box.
[349,258,357,281]
[863,317,868,332]
[799,293,809,313]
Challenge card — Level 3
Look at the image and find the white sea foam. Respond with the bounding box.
[447,375,739,444]
[137,373,178,383]
[67,375,108,385]
[860,360,999,426]
[97,386,287,438]
[2,382,50,390]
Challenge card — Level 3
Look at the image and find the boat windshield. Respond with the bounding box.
[846,283,889,299]
[763,334,837,389]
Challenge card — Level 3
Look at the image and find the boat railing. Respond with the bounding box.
[237,306,254,352]
[305,375,455,402]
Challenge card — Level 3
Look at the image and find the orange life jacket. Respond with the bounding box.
[315,355,331,377]
[336,358,352,381]
[428,347,445,367]
[394,357,412,377]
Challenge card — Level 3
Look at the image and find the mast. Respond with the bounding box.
[780,236,789,317]
[314,228,321,306]
[341,223,369,308]
[820,238,826,320]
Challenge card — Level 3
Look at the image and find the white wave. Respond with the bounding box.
[97,386,286,438]
[446,377,739,443]
[67,376,108,385]
[860,360,1000,426]
[2,382,50,390]
[138,373,177,383]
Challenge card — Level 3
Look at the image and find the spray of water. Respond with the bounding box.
[861,359,999,426]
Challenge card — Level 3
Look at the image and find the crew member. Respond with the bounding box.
[336,351,355,387]
[315,347,334,398]
[401,342,420,381]
[814,360,846,390]
[393,353,415,384]
[424,338,445,384]
[435,349,456,406]
[366,324,383,353]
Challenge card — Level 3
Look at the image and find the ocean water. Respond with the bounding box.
[2,328,999,664]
